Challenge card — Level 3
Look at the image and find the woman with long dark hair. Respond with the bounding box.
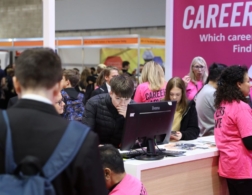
[214,65,252,195]
[163,77,199,141]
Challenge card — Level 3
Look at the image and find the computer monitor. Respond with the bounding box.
[120,101,177,160]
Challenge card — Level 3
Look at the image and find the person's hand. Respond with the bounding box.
[170,131,182,141]
[116,105,127,118]
[182,75,191,87]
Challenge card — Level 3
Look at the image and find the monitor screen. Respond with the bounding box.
[120,101,177,155]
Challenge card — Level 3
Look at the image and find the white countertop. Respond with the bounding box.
[123,136,218,179]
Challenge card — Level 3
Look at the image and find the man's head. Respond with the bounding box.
[99,145,125,189]
[90,67,96,75]
[62,69,80,88]
[122,61,130,70]
[14,48,62,96]
[109,75,134,107]
[207,63,227,83]
[104,67,119,85]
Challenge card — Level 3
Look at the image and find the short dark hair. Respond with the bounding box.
[110,74,134,98]
[215,65,248,109]
[207,63,227,82]
[15,48,62,89]
[63,69,80,87]
[122,61,130,68]
[99,145,125,174]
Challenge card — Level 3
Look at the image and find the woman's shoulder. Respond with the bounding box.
[221,100,250,111]
[137,82,150,88]
[237,100,251,109]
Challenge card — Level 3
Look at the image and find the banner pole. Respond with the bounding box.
[165,0,174,80]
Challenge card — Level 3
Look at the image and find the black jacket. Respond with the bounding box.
[7,96,18,108]
[180,100,200,140]
[0,99,107,195]
[90,83,108,98]
[83,93,132,148]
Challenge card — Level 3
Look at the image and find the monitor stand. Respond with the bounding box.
[135,138,164,161]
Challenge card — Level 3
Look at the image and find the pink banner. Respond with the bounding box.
[173,0,252,77]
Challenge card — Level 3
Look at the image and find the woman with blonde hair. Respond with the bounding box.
[164,77,199,141]
[134,61,166,102]
[182,56,208,100]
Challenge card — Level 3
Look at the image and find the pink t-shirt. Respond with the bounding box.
[186,81,203,100]
[134,82,167,103]
[109,174,147,195]
[214,101,252,179]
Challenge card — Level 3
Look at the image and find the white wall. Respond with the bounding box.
[58,48,100,71]
[56,0,166,31]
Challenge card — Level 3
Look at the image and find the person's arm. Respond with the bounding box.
[0,111,6,173]
[242,136,252,150]
[180,102,200,140]
[186,83,197,101]
[73,131,108,195]
[182,75,191,87]
[82,100,96,131]
[236,106,252,150]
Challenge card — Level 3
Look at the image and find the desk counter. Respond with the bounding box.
[123,136,228,195]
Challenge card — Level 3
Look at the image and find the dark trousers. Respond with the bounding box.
[226,178,252,195]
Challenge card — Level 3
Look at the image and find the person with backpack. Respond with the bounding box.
[61,69,85,122]
[0,48,107,195]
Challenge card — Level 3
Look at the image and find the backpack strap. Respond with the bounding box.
[2,110,17,174]
[42,121,89,181]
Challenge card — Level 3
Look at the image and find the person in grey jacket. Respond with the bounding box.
[83,75,134,148]
[195,63,227,136]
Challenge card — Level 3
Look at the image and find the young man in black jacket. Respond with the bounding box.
[0,48,107,195]
[83,75,134,148]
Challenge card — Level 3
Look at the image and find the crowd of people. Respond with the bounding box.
[0,48,252,195]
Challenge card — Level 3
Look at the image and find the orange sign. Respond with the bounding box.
[84,38,138,45]
[140,38,165,46]
[57,39,82,46]
[14,40,43,47]
[0,41,12,47]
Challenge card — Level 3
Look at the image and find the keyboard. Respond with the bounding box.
[121,148,186,159]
